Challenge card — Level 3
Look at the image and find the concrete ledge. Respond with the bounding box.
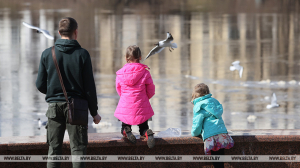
[1,130,300,167]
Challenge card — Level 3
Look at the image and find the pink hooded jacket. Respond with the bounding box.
[114,63,155,125]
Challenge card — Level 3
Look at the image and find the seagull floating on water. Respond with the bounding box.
[184,75,198,80]
[22,22,54,40]
[266,93,279,109]
[143,32,177,62]
[258,79,271,84]
[92,122,112,129]
[289,80,297,85]
[230,61,243,78]
[277,81,286,85]
[247,115,257,122]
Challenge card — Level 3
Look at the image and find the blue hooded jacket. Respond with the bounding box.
[191,94,228,140]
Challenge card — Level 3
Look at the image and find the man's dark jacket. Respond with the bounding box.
[36,39,98,116]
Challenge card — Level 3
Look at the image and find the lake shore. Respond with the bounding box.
[1,129,300,167]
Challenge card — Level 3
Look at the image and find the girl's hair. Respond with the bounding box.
[126,45,141,62]
[191,83,210,101]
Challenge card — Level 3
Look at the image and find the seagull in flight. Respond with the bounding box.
[22,22,54,40]
[37,118,47,129]
[230,61,243,78]
[143,32,177,62]
[266,93,279,109]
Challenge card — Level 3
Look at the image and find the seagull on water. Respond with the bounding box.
[289,80,297,85]
[92,122,112,129]
[22,22,54,40]
[230,61,243,78]
[142,32,177,62]
[266,93,279,109]
[247,115,257,122]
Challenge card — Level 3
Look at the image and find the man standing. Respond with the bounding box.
[36,17,101,168]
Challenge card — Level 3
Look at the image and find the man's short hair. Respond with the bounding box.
[59,17,78,38]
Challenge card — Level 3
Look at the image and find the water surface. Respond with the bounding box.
[0,0,300,137]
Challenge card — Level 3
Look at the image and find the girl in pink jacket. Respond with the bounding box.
[114,45,155,148]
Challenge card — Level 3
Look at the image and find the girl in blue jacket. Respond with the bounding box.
[191,83,234,166]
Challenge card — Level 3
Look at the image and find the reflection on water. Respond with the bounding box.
[0,0,300,137]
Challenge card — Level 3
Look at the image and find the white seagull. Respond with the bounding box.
[37,118,47,129]
[247,115,257,122]
[266,93,279,109]
[230,61,243,78]
[143,32,177,62]
[22,22,54,40]
[92,122,112,129]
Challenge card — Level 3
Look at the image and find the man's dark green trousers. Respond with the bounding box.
[46,102,87,168]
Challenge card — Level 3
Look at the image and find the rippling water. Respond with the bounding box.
[0,0,300,137]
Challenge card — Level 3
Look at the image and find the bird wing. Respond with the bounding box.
[271,93,277,105]
[40,29,54,40]
[232,60,240,65]
[142,46,165,62]
[23,22,54,40]
[239,66,243,78]
[171,43,177,48]
[229,66,235,71]
[22,22,40,31]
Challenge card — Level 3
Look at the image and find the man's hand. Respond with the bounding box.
[93,114,101,124]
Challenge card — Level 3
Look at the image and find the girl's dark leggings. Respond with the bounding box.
[121,120,149,136]
[211,148,225,168]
